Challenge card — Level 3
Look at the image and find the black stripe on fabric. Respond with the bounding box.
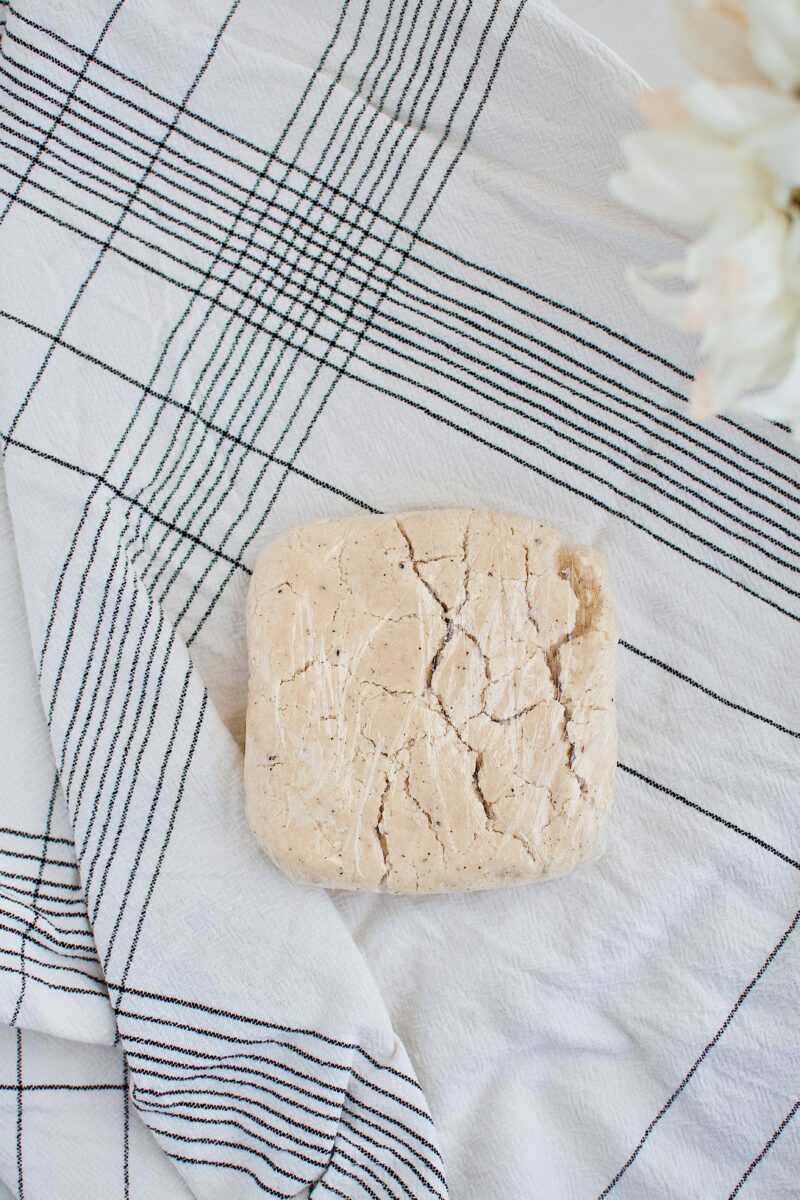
[153,1129,299,1198]
[0,896,94,943]
[25,0,360,743]
[105,0,386,606]
[9,774,58,1024]
[17,0,489,955]
[84,618,175,912]
[315,1181,350,1200]
[727,1099,800,1199]
[128,1048,347,1127]
[55,527,131,781]
[175,3,526,649]
[0,434,248,572]
[5,184,797,628]
[0,885,91,922]
[0,943,104,987]
[97,656,195,950]
[170,1152,301,1198]
[182,1122,380,1198]
[336,1129,444,1200]
[107,982,428,1095]
[133,1080,335,1151]
[598,907,800,1197]
[149,28,472,638]
[116,0,432,625]
[74,588,157,858]
[355,325,799,571]
[0,868,82,892]
[79,603,167,887]
[119,1023,444,1179]
[106,682,205,974]
[4,186,796,628]
[347,345,800,597]
[141,1094,436,1200]
[0,54,708,450]
[5,89,244,788]
[429,247,796,459]
[123,1055,130,1200]
[0,847,76,869]
[0,310,370,515]
[619,641,799,739]
[123,1038,435,1140]
[4,0,243,442]
[132,1096,332,1179]
[135,0,470,640]
[15,125,783,586]
[129,1051,346,1130]
[3,311,791,744]
[1,118,795,555]
[0,826,72,845]
[1,73,792,538]
[10,0,800,482]
[12,0,503,691]
[132,1078,446,1192]
[112,0,391,566]
[617,764,800,871]
[141,1092,443,1200]
[0,0,125,226]
[330,1146,408,1200]
[131,1059,445,1196]
[15,0,261,747]
[0,6,696,396]
[61,547,136,794]
[0,959,105,998]
[322,1156,384,1200]
[350,372,800,621]
[0,1082,126,1091]
[0,914,100,962]
[0,881,86,909]
[15,1028,23,1200]
[122,1047,444,1179]
[104,2,460,648]
[125,1031,361,1095]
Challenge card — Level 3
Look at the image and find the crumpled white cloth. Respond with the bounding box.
[0,0,797,1197]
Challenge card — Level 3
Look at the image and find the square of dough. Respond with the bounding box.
[244,509,617,893]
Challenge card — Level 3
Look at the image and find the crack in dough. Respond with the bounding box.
[245,509,617,893]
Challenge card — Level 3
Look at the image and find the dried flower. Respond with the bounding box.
[612,0,800,433]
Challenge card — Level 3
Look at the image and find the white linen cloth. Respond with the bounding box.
[0,0,797,1196]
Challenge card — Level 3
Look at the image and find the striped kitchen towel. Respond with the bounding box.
[0,0,797,1196]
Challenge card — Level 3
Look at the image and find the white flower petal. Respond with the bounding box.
[732,328,800,431]
[719,214,789,308]
[704,346,776,407]
[613,128,769,225]
[637,90,688,129]
[680,80,798,137]
[669,0,765,84]
[683,211,761,282]
[698,299,798,411]
[625,267,692,330]
[618,2,800,439]
[701,295,798,362]
[749,0,800,92]
[747,114,800,187]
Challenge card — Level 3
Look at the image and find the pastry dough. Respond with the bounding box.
[244,509,617,893]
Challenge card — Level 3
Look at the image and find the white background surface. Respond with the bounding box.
[552,0,697,87]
